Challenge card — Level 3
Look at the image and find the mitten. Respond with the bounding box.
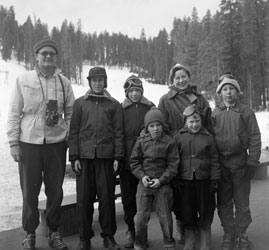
[71,160,81,176]
[244,165,256,180]
[209,180,219,193]
[171,178,184,192]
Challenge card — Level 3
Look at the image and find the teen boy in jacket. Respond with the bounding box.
[120,75,155,248]
[68,67,124,250]
[212,73,261,250]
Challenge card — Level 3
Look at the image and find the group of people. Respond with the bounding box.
[7,37,261,250]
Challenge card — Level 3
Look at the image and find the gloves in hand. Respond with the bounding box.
[171,178,184,192]
[71,160,82,176]
[10,145,22,162]
[209,180,219,193]
[113,159,124,176]
[244,165,256,180]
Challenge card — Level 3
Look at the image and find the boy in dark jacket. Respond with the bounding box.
[174,105,220,250]
[68,67,124,250]
[120,75,154,248]
[130,108,179,250]
[212,74,261,250]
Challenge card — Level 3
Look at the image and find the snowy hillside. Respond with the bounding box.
[0,59,268,232]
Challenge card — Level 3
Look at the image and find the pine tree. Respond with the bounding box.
[1,6,18,61]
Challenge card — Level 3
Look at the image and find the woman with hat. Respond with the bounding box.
[158,63,212,244]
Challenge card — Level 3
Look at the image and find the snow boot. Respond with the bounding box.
[175,219,185,244]
[183,228,196,250]
[238,233,254,250]
[221,227,236,250]
[200,227,211,250]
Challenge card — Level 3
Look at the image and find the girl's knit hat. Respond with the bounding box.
[123,75,144,96]
[216,74,242,95]
[87,66,107,88]
[144,107,165,129]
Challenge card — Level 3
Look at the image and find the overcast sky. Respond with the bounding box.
[2,0,220,38]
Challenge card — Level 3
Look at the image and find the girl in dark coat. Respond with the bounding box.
[174,105,220,250]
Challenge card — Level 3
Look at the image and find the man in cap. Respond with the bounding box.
[7,36,75,250]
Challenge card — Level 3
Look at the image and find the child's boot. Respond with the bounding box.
[221,227,236,250]
[238,233,253,250]
[175,219,185,244]
[200,227,211,250]
[124,230,135,249]
[183,228,195,250]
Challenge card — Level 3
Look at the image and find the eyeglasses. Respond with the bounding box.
[39,51,57,57]
[124,79,142,90]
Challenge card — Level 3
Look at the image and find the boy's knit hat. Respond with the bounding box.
[169,63,191,84]
[34,36,58,54]
[216,75,242,95]
[123,75,144,96]
[183,105,202,124]
[144,107,165,129]
[87,66,107,88]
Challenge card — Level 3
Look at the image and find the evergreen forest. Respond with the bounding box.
[1,0,269,110]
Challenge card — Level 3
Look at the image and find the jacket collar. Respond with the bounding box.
[218,100,240,112]
[179,126,210,136]
[167,85,198,99]
[36,66,61,78]
[144,132,167,142]
[122,96,153,109]
[84,88,112,100]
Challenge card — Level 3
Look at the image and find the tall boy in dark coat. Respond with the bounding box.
[69,67,124,250]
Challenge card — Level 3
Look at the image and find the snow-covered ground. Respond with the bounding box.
[0,59,268,232]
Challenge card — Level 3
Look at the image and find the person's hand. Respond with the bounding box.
[10,145,22,162]
[244,165,256,180]
[149,178,160,189]
[142,176,152,187]
[113,159,124,176]
[209,180,219,193]
[139,128,148,138]
[71,160,82,176]
[171,178,184,192]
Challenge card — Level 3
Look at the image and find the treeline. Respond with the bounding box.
[0,0,269,110]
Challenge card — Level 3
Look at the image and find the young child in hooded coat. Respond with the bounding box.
[174,105,220,250]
